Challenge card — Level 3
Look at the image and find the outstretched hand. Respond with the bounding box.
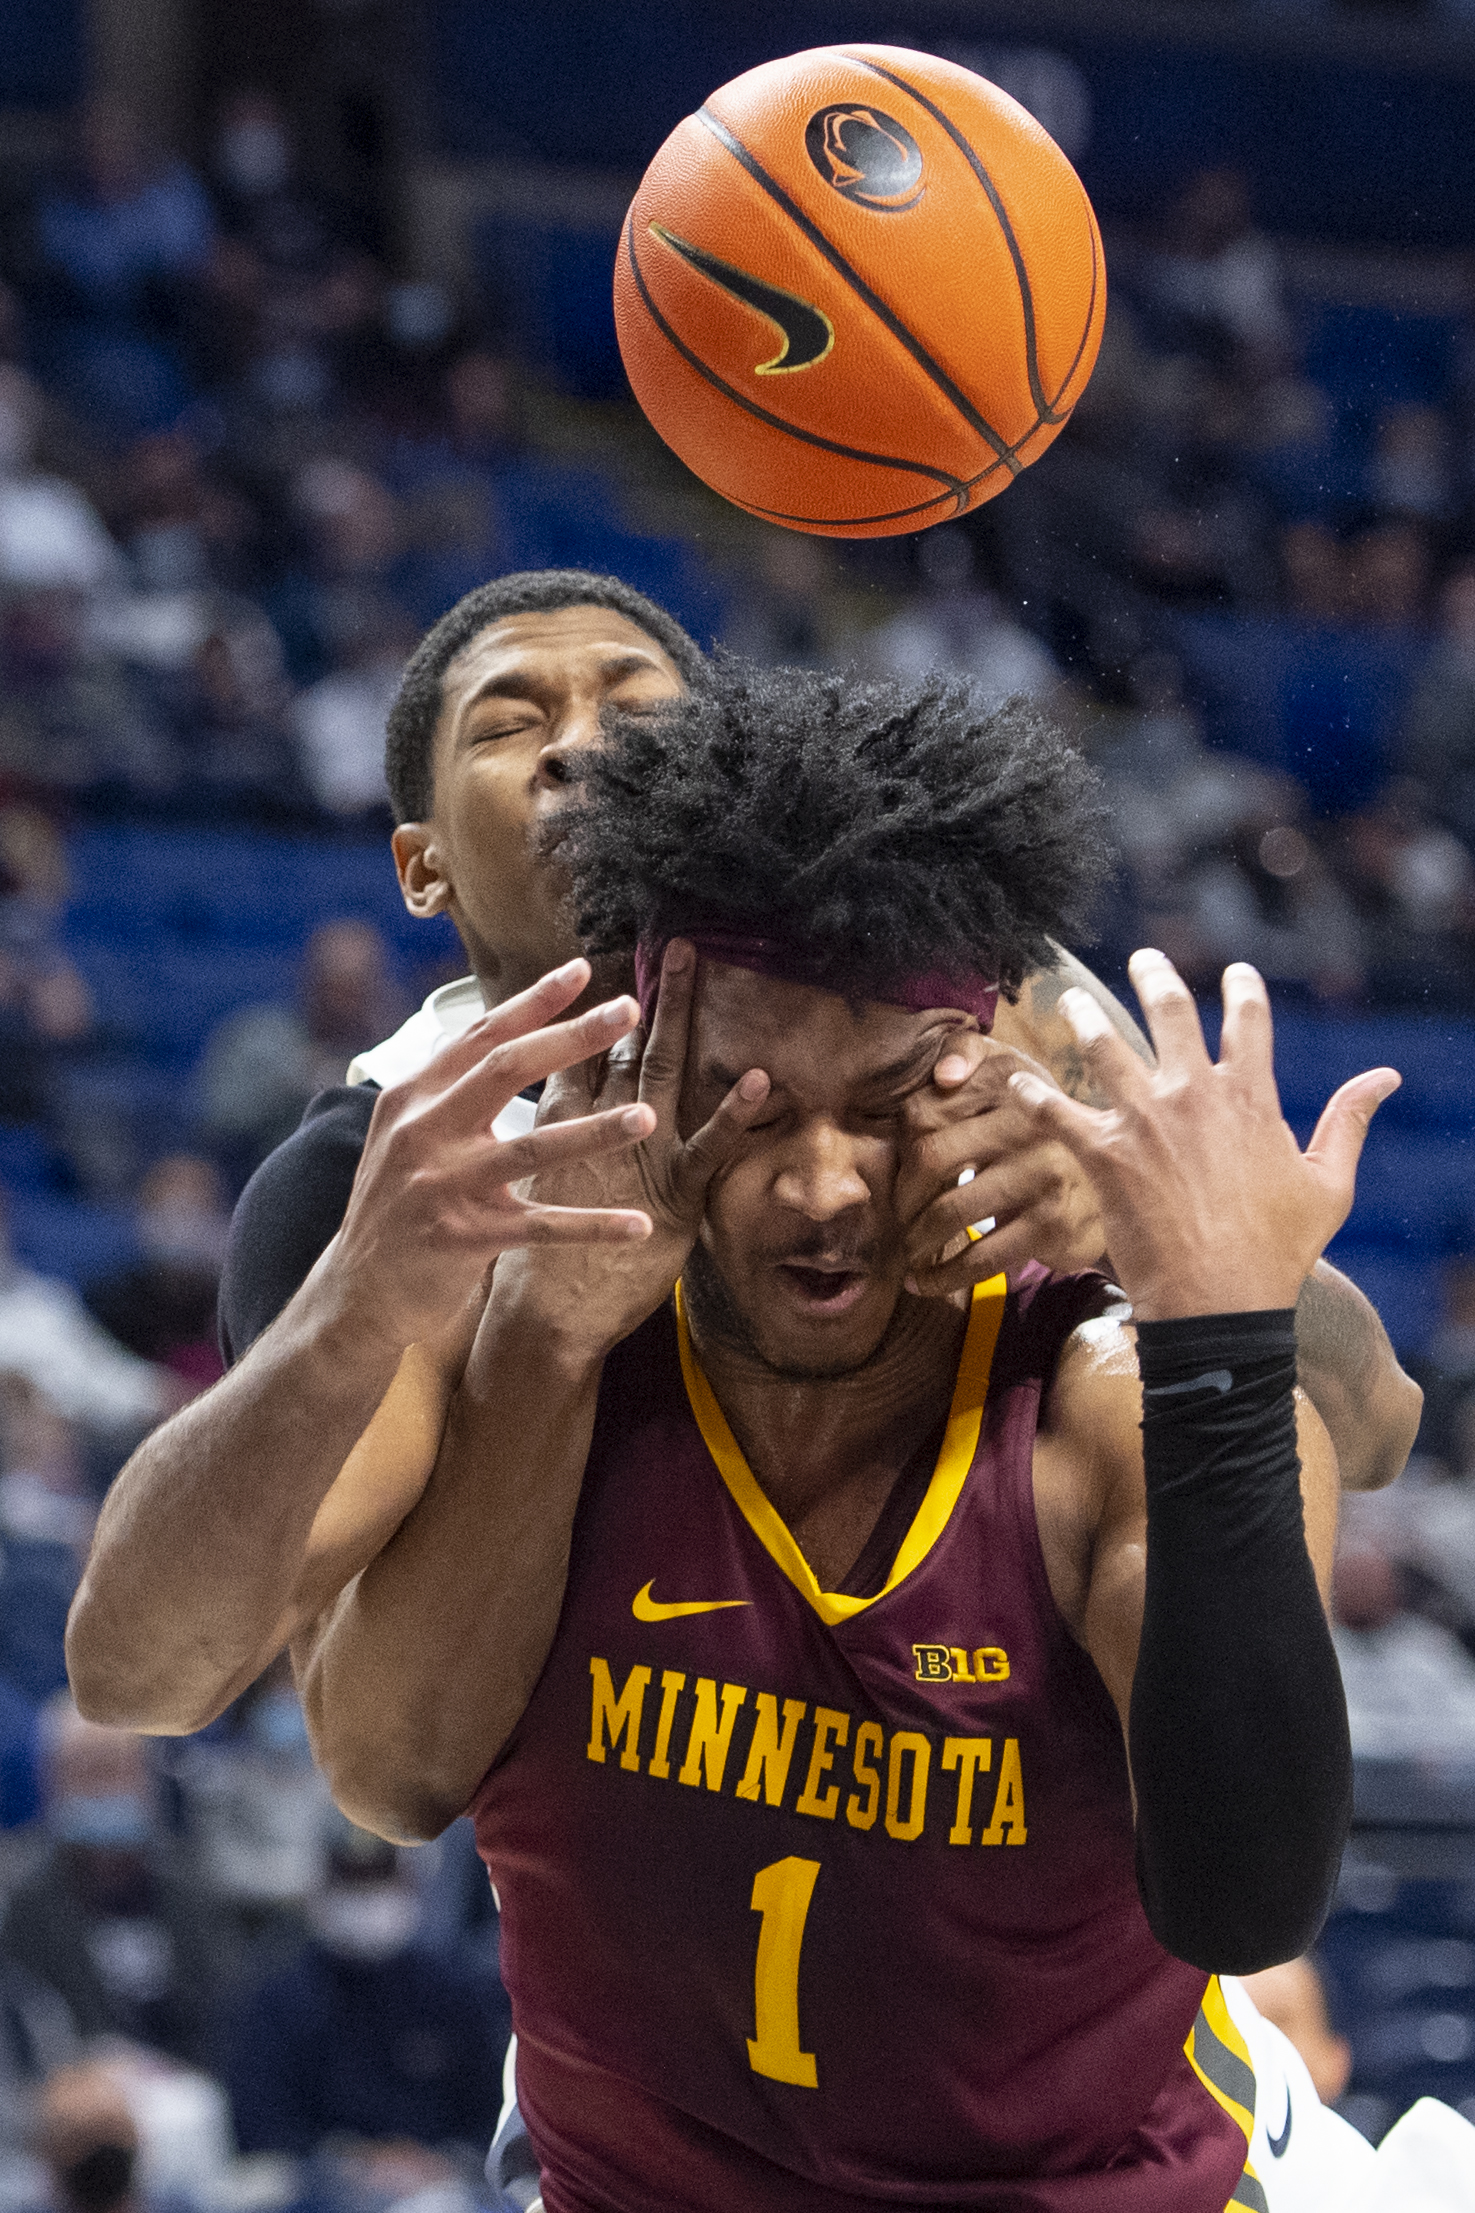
[328,958,662,1357]
[1007,949,1399,1321]
[506,939,771,1354]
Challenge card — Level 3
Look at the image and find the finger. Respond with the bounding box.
[445,995,640,1124]
[409,959,592,1091]
[902,1155,1050,1267]
[676,1068,771,1193]
[637,939,695,1110]
[1046,991,1153,1119]
[1218,961,1274,1079]
[1125,949,1213,1077]
[486,1101,656,1184]
[1007,1068,1110,1156]
[1304,1067,1401,1201]
[511,1205,653,1246]
[906,1213,1058,1297]
[598,1031,645,1110]
[931,1028,991,1091]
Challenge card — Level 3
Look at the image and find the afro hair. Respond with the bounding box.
[555,657,1112,1004]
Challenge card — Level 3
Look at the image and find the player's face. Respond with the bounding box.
[681,964,972,1376]
[392,606,686,999]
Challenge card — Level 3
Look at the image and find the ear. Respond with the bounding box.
[391,824,455,919]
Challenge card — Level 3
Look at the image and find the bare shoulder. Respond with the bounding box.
[995,944,1154,1105]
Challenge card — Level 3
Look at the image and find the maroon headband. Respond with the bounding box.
[633,932,999,1033]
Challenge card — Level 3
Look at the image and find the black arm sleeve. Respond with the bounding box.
[217,1086,377,1364]
[1129,1310,1352,1974]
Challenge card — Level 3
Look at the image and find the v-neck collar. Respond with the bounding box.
[674,1274,1008,1626]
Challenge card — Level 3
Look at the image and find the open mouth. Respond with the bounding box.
[775,1263,870,1316]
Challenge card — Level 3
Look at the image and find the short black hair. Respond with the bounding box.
[557,658,1111,1003]
[383,569,708,822]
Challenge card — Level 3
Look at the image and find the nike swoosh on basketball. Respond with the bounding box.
[1142,1370,1233,1399]
[1267,2091,1292,2159]
[632,1581,750,1622]
[648,224,834,375]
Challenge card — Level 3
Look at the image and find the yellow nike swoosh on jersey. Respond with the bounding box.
[632,1581,751,1622]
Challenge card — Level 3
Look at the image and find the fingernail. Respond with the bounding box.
[553,957,586,983]
[623,1215,652,1238]
[1010,1071,1047,1101]
[738,1069,768,1101]
[664,939,693,971]
[1060,989,1110,1040]
[935,1054,969,1085]
[597,996,636,1026]
[903,1275,920,1295]
[621,1106,651,1133]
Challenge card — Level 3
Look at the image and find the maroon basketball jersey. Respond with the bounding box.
[471,1268,1260,2213]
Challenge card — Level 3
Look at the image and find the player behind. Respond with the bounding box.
[306,660,1390,2211]
[67,572,1417,1738]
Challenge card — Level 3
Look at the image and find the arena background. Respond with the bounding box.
[0,0,1471,2191]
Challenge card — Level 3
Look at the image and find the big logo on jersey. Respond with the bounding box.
[804,105,925,210]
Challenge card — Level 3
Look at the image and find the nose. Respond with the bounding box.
[536,695,600,791]
[772,1122,874,1224]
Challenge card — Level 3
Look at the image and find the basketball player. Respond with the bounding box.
[67,571,1417,1739]
[301,660,1396,2211]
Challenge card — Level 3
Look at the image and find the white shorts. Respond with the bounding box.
[493,1997,1475,2212]
[1221,1972,1475,2212]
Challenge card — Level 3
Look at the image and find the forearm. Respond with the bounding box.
[301,1287,604,1843]
[1129,1312,1351,1973]
[1296,1260,1422,1491]
[67,1252,406,1733]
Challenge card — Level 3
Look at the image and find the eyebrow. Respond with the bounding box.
[457,649,667,720]
[701,1038,945,1101]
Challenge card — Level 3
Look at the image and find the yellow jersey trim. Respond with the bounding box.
[674,1274,1008,1627]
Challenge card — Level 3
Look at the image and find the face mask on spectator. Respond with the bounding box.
[51,1792,152,1848]
[139,1202,228,1271]
[307,1882,419,1962]
[60,2142,136,2213]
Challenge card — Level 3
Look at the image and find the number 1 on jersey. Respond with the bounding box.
[747,1856,820,2088]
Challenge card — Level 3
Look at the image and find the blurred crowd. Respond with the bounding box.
[0,79,1471,2172]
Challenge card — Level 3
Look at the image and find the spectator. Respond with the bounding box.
[1408,1255,1475,1473]
[1343,520,1432,629]
[171,1660,331,1938]
[1332,780,1475,1006]
[0,1375,93,1707]
[84,1157,229,1395]
[0,371,123,595]
[198,922,408,1178]
[1144,167,1292,372]
[1399,561,1475,842]
[291,607,415,818]
[30,102,215,440]
[34,2063,139,2213]
[0,1193,170,1447]
[209,92,350,281]
[219,1821,507,2158]
[1281,520,1348,624]
[0,807,94,1134]
[1170,799,1365,1003]
[0,1968,75,2176]
[1330,1541,1475,1763]
[863,527,1059,705]
[1367,403,1457,526]
[0,1700,229,2068]
[149,619,308,824]
[264,460,405,688]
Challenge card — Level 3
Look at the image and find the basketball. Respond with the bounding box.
[613,44,1106,538]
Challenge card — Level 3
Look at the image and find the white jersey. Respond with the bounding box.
[347,975,538,1142]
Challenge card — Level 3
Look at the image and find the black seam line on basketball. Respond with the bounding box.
[696,105,1020,477]
[648,223,833,374]
[730,484,961,529]
[623,217,969,510]
[1045,203,1100,414]
[842,53,1063,429]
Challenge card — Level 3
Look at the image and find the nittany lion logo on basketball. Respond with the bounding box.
[805,105,925,210]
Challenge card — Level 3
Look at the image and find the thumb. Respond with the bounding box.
[1304,1067,1400,1196]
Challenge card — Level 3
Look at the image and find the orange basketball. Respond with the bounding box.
[613,44,1105,538]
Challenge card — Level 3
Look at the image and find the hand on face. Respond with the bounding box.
[504,940,771,1355]
[1007,949,1400,1321]
[896,1033,1108,1293]
[328,958,660,1355]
